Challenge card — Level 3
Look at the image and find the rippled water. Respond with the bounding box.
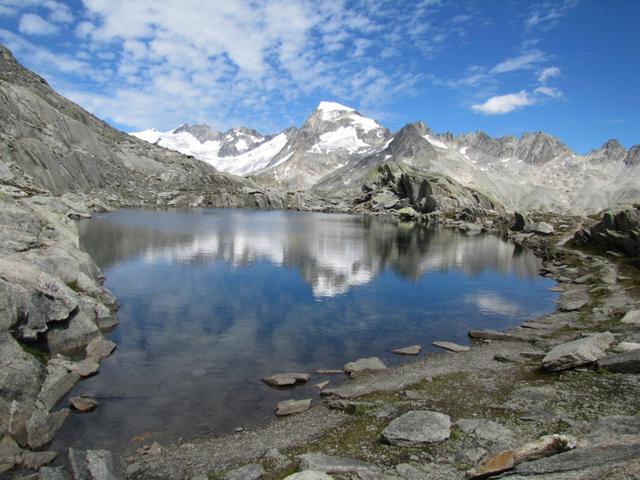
[53,209,557,451]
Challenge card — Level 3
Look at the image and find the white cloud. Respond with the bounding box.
[534,86,562,98]
[18,13,58,35]
[43,0,74,24]
[490,50,546,74]
[538,66,561,83]
[471,90,535,115]
[525,0,578,31]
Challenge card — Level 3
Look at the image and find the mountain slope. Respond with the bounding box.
[0,44,250,200]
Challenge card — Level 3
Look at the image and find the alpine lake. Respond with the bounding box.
[52,208,558,452]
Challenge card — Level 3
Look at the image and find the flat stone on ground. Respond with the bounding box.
[343,357,387,377]
[223,463,264,480]
[432,341,470,353]
[262,373,310,387]
[381,411,451,446]
[541,332,615,371]
[298,453,379,475]
[284,471,333,480]
[275,399,312,416]
[392,345,421,355]
[613,342,640,353]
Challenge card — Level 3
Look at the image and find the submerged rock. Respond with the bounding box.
[432,341,470,353]
[392,345,421,355]
[381,411,451,446]
[70,396,98,412]
[262,373,310,387]
[85,336,117,360]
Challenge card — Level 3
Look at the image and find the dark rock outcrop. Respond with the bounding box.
[572,206,640,256]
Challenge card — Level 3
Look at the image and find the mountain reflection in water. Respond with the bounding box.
[54,209,557,452]
[79,209,542,298]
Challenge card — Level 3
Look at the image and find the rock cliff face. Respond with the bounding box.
[353,160,503,219]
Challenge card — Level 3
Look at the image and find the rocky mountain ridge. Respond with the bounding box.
[132,104,639,215]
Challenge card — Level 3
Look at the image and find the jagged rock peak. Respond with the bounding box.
[516,131,572,165]
[173,123,220,143]
[624,145,640,167]
[386,122,437,164]
[588,138,627,162]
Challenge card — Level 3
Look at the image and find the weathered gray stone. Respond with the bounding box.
[275,399,312,416]
[46,311,101,356]
[432,341,470,353]
[299,453,378,475]
[39,466,70,480]
[381,411,451,446]
[612,342,640,353]
[262,373,310,387]
[598,349,640,373]
[558,288,590,312]
[621,310,640,326]
[343,357,387,377]
[38,365,80,411]
[284,472,333,480]
[542,332,615,371]
[223,463,264,480]
[455,419,515,447]
[49,358,100,378]
[395,463,430,480]
[466,434,576,479]
[20,450,57,469]
[26,408,69,449]
[87,449,123,480]
[524,222,554,235]
[511,212,529,231]
[0,434,22,473]
[392,345,421,355]
[85,336,116,360]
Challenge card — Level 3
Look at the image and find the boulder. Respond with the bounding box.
[621,310,640,326]
[343,357,387,377]
[275,399,312,416]
[598,349,640,373]
[19,449,57,469]
[223,463,264,480]
[397,207,418,220]
[432,341,470,353]
[46,311,101,356]
[69,448,123,480]
[381,411,451,446]
[262,373,310,387]
[39,466,69,480]
[541,332,615,371]
[524,221,554,235]
[612,341,640,353]
[466,434,575,479]
[392,345,421,355]
[37,364,80,411]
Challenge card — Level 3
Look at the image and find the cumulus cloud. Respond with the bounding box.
[471,90,535,115]
[538,66,561,83]
[18,13,57,35]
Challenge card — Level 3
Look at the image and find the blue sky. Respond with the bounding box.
[0,0,638,153]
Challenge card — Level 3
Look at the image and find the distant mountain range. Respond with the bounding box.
[132,103,640,214]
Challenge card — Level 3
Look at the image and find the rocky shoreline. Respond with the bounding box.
[3,194,637,480]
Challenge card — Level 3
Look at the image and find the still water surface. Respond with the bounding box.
[54,209,557,451]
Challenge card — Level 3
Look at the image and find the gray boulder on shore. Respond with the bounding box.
[541,332,615,371]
